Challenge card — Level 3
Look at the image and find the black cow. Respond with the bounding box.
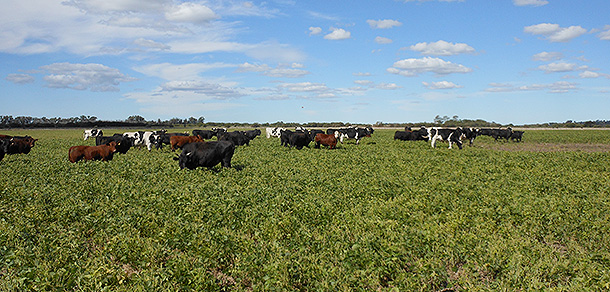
[308,129,324,141]
[218,131,251,146]
[462,128,479,146]
[427,127,466,150]
[193,129,216,140]
[95,135,134,154]
[243,129,261,140]
[479,128,513,142]
[510,131,524,142]
[2,136,38,154]
[0,138,9,161]
[174,141,235,170]
[280,130,310,149]
[394,129,428,141]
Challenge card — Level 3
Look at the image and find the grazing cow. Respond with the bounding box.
[83,129,103,140]
[493,127,513,141]
[243,129,262,140]
[170,135,204,151]
[69,141,117,163]
[266,127,285,138]
[462,128,479,146]
[174,141,235,170]
[279,130,310,149]
[510,131,524,142]
[95,135,134,154]
[219,131,251,146]
[427,127,466,150]
[394,130,426,141]
[314,132,338,149]
[4,136,38,154]
[193,129,216,140]
[123,131,146,146]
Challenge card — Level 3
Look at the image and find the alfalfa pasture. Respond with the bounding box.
[1,128,610,291]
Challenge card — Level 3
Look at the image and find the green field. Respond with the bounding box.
[1,128,610,291]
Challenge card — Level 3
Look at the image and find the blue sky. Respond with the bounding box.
[1,0,609,124]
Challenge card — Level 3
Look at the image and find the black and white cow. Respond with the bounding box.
[83,129,103,140]
[174,141,235,170]
[462,128,479,146]
[427,127,466,150]
[266,127,285,138]
[336,127,372,145]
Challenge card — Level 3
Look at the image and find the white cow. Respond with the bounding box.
[265,127,286,138]
[83,129,103,140]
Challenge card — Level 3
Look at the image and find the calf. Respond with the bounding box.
[170,135,204,151]
[428,127,466,150]
[69,141,117,163]
[174,141,235,170]
[314,133,338,149]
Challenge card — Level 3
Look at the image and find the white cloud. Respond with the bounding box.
[388,57,473,77]
[579,71,610,79]
[485,81,579,93]
[237,62,310,78]
[40,62,136,92]
[524,23,588,42]
[402,0,464,2]
[407,40,475,56]
[532,51,563,62]
[133,38,170,51]
[134,62,235,81]
[376,83,401,90]
[422,81,463,89]
[264,68,310,78]
[598,25,610,40]
[538,62,588,73]
[367,19,402,29]
[324,28,351,40]
[309,26,322,35]
[237,62,272,73]
[164,2,217,24]
[6,74,35,84]
[278,82,329,92]
[160,80,244,99]
[354,80,374,86]
[375,36,393,44]
[513,0,548,6]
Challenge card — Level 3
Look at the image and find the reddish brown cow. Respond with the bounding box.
[69,141,117,163]
[170,135,204,151]
[314,133,338,149]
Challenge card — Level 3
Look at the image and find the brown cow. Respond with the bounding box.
[170,135,204,151]
[1,135,38,154]
[314,133,338,149]
[69,141,117,163]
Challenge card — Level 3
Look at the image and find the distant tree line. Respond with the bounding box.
[1,114,608,129]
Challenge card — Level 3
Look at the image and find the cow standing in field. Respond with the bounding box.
[510,131,524,142]
[266,127,285,138]
[218,131,252,146]
[69,141,117,163]
[314,132,338,149]
[174,141,235,170]
[0,139,9,161]
[427,127,466,150]
[394,127,429,141]
[0,135,38,155]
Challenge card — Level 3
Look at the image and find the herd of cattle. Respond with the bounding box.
[0,126,523,169]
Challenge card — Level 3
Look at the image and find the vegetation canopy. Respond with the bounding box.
[1,128,610,291]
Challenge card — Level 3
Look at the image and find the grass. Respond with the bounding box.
[1,128,610,291]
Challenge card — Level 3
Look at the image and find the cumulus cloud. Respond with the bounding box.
[160,80,244,99]
[278,82,330,92]
[513,0,548,6]
[387,57,473,77]
[579,71,610,79]
[40,62,136,92]
[164,2,217,24]
[367,19,402,29]
[407,40,475,56]
[6,73,35,84]
[376,83,401,90]
[324,28,351,40]
[524,23,588,42]
[532,51,563,62]
[538,62,588,73]
[422,81,463,89]
[309,26,322,35]
[485,81,579,93]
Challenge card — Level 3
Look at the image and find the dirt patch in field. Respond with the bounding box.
[481,143,610,153]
